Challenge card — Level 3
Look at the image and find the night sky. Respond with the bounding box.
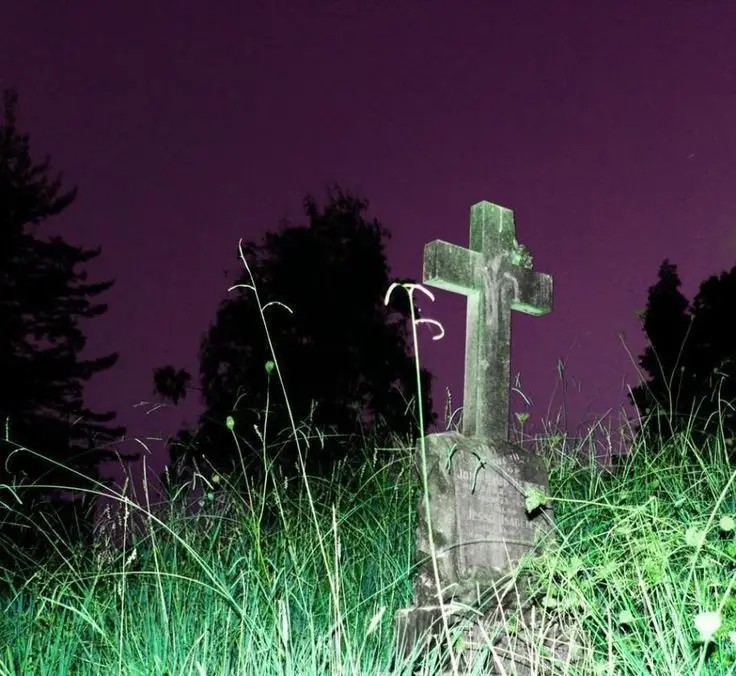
[4,1,736,496]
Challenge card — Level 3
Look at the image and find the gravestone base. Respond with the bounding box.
[410,432,553,605]
[394,593,579,675]
[393,431,560,674]
[393,602,480,674]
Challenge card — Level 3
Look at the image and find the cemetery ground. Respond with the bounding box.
[2,249,736,674]
[3,369,736,673]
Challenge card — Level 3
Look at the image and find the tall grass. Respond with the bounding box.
[1,243,736,674]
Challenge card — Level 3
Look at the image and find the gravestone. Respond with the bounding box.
[393,202,562,674]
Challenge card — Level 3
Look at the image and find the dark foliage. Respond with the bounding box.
[155,184,436,499]
[0,89,135,584]
[628,258,736,458]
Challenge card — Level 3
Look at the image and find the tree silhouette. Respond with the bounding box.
[153,365,191,406]
[687,266,736,446]
[628,258,736,457]
[155,185,436,497]
[0,89,134,578]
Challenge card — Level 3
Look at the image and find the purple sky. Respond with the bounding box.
[4,2,736,495]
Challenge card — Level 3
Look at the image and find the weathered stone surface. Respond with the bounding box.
[411,432,551,608]
[423,201,552,441]
[393,201,558,674]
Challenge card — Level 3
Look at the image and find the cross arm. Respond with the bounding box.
[509,268,553,316]
[423,240,481,296]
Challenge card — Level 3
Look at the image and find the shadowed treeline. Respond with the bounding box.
[628,258,736,463]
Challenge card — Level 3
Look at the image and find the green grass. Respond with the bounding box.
[2,244,736,674]
[1,431,419,675]
[3,405,736,675]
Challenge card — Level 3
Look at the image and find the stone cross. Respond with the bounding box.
[424,201,553,441]
[393,202,561,674]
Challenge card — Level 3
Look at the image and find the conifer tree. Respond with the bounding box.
[629,258,736,458]
[0,89,134,575]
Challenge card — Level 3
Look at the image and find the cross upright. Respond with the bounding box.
[424,201,553,441]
